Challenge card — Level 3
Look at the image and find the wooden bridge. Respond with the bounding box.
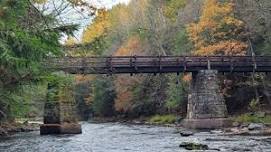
[45,56,271,74]
[42,55,271,133]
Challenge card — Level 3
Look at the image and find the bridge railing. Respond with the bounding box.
[44,56,271,73]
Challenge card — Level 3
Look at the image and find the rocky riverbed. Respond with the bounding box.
[179,122,271,151]
[1,122,271,152]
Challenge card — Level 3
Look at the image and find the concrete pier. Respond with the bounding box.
[40,83,82,135]
[183,70,231,129]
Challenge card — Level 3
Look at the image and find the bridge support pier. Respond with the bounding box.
[183,70,231,129]
[40,82,82,135]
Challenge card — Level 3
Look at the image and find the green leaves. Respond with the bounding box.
[165,75,188,112]
[0,0,78,120]
[163,0,186,22]
[92,76,116,117]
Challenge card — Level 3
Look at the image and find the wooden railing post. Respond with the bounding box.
[130,56,133,76]
[183,56,187,72]
[106,56,113,75]
[207,56,211,70]
[252,53,257,71]
[159,55,162,72]
[134,55,138,72]
[81,58,86,74]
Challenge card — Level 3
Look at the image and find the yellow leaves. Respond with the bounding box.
[75,75,94,83]
[188,0,236,35]
[108,4,132,32]
[65,36,77,46]
[163,0,186,22]
[195,40,248,56]
[187,0,248,56]
[223,17,244,26]
[116,6,130,26]
[33,0,48,4]
[82,9,111,44]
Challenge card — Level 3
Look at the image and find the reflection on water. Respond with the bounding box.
[1,122,271,152]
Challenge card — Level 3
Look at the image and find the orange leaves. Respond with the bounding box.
[113,35,145,113]
[223,17,243,26]
[195,41,248,56]
[114,75,143,112]
[187,0,248,56]
[114,35,144,56]
[182,74,192,83]
[75,75,94,83]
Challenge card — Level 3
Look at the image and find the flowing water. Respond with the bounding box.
[1,122,271,152]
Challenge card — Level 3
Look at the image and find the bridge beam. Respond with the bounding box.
[40,82,82,135]
[183,70,231,129]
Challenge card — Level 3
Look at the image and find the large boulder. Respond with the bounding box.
[180,130,194,137]
[248,123,265,131]
[179,142,209,150]
[40,123,82,135]
[0,127,8,137]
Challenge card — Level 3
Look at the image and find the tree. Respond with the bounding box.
[92,77,116,117]
[82,9,111,44]
[0,0,78,120]
[235,0,271,55]
[187,0,248,55]
[163,0,186,22]
[165,75,188,113]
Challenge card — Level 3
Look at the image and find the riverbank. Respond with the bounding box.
[0,121,40,137]
[3,112,271,138]
[91,113,271,136]
[90,115,181,127]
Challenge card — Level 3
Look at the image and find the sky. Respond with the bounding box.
[64,0,131,42]
[37,0,130,43]
[91,0,130,8]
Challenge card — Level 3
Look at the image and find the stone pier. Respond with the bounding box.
[40,82,82,135]
[183,70,231,129]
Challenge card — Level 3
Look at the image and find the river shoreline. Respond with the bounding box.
[90,116,271,137]
[0,121,40,137]
[2,116,271,138]
[1,122,271,152]
[90,116,181,126]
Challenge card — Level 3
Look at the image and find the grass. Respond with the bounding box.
[233,113,271,124]
[149,114,177,124]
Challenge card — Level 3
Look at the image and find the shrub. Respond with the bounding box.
[234,113,271,124]
[92,77,116,117]
[149,114,177,124]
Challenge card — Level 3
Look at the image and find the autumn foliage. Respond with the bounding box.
[114,35,145,113]
[82,9,111,44]
[114,35,144,56]
[187,0,248,56]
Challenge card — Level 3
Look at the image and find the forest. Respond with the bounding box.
[0,0,271,125]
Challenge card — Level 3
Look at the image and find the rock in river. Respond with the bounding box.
[180,131,194,137]
[179,142,209,150]
[0,127,8,137]
[248,123,265,131]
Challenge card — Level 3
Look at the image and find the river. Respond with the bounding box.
[1,122,271,152]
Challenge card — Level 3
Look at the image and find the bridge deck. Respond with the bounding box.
[45,56,271,74]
